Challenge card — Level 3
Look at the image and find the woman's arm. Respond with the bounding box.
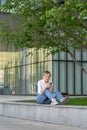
[41,83,54,93]
[38,81,47,94]
[38,81,54,94]
[40,86,47,94]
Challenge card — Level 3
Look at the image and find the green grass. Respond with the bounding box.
[65,97,87,106]
[16,97,87,106]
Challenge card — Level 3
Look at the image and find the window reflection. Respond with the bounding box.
[0,44,51,95]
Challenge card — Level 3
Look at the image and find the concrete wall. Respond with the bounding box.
[0,102,87,127]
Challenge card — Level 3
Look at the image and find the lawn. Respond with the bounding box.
[17,97,87,106]
[65,97,87,106]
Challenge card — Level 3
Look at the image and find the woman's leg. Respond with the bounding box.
[36,94,48,104]
[44,89,56,100]
[44,89,59,105]
[55,91,64,101]
[44,98,51,104]
[37,89,63,104]
[44,89,64,101]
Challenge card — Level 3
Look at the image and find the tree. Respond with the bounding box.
[0,0,87,73]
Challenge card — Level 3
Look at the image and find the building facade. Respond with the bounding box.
[52,50,87,96]
[0,43,87,96]
[0,45,52,95]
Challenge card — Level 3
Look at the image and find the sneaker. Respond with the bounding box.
[51,98,58,105]
[60,97,69,105]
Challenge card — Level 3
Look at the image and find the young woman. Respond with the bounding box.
[36,71,69,105]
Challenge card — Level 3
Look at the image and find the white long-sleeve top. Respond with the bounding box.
[37,79,52,94]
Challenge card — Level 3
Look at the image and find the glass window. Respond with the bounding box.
[75,64,81,95]
[67,49,74,60]
[68,62,74,95]
[82,50,87,61]
[60,52,66,60]
[83,63,87,95]
[52,61,58,91]
[52,53,58,60]
[59,62,66,93]
[75,50,81,61]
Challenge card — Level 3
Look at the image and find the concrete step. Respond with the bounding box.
[0,101,87,128]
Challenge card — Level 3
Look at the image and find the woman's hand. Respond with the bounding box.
[45,83,51,88]
[45,83,54,92]
[40,83,54,94]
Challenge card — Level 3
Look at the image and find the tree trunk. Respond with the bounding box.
[67,49,87,75]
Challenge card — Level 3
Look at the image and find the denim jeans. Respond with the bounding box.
[36,88,63,104]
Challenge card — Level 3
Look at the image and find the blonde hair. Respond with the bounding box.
[43,71,51,76]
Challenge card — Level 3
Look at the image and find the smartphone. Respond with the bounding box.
[49,82,52,85]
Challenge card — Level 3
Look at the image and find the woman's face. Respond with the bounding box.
[43,74,51,83]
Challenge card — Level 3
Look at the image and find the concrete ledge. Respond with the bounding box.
[0,102,87,127]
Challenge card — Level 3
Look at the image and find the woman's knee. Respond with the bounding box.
[36,95,46,104]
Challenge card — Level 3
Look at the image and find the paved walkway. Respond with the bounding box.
[0,95,36,102]
[0,116,86,130]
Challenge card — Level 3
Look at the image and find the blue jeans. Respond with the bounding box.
[36,89,64,104]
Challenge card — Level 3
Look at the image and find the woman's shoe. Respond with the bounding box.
[51,98,59,105]
[60,97,69,105]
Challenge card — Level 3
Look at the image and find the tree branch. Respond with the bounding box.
[67,49,87,75]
